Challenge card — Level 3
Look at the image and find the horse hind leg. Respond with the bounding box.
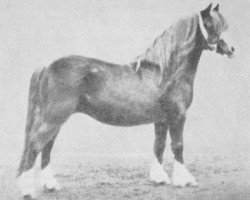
[18,102,75,199]
[17,116,63,199]
[17,68,77,199]
[39,133,61,192]
[36,96,78,193]
[17,69,42,199]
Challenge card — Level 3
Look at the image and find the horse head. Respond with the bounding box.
[200,3,235,58]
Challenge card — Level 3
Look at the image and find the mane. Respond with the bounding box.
[130,13,200,84]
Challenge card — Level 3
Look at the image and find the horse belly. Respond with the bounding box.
[78,95,163,126]
[75,61,164,126]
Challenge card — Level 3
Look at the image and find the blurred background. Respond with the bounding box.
[0,0,249,194]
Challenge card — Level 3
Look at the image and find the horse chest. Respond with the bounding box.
[162,81,194,114]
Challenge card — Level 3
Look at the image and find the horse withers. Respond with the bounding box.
[17,3,234,199]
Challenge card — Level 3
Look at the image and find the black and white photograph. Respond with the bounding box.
[0,0,249,199]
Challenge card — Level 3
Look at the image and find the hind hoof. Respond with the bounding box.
[17,168,37,200]
[39,164,61,192]
[43,182,61,192]
[23,194,37,200]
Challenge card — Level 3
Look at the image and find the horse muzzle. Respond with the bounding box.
[216,39,235,58]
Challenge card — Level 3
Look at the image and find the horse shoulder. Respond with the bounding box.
[165,77,194,116]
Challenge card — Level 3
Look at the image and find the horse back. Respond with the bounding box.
[33,55,164,125]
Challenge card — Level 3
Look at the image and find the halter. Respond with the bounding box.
[134,12,216,73]
[198,12,208,40]
[135,57,141,72]
[198,12,216,51]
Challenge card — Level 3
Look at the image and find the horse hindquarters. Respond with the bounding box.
[17,68,76,198]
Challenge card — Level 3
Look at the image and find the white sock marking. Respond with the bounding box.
[39,164,61,191]
[149,158,171,184]
[172,161,198,187]
[17,167,37,198]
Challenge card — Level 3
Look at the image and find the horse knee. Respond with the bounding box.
[154,138,167,163]
[171,142,183,162]
[155,138,166,151]
[171,142,183,152]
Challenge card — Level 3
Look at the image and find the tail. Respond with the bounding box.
[17,67,46,176]
[25,67,46,133]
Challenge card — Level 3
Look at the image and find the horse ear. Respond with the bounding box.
[213,4,219,12]
[206,3,213,12]
[201,3,213,17]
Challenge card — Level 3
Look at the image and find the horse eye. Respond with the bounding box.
[206,20,213,28]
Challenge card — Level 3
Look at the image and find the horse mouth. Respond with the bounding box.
[216,40,235,58]
[225,46,235,58]
[228,53,234,58]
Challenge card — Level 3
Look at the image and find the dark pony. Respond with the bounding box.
[17,4,234,199]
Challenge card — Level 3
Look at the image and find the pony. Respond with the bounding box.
[17,3,234,199]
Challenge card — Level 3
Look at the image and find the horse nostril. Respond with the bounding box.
[231,47,235,52]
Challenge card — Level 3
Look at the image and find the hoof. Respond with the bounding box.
[23,194,37,200]
[17,168,37,200]
[172,161,198,187]
[150,172,171,185]
[150,159,171,185]
[39,164,61,192]
[43,181,61,192]
[44,186,56,193]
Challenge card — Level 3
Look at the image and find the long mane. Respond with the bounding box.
[131,13,200,84]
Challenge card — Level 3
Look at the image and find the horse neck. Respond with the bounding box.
[160,27,204,90]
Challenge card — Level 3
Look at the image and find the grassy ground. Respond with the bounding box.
[1,153,249,200]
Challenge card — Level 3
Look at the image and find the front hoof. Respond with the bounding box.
[172,161,198,187]
[149,159,171,185]
[150,174,171,185]
[23,194,37,200]
[43,181,61,192]
[173,178,198,187]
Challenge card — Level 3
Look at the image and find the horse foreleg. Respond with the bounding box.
[169,114,198,187]
[150,122,171,184]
